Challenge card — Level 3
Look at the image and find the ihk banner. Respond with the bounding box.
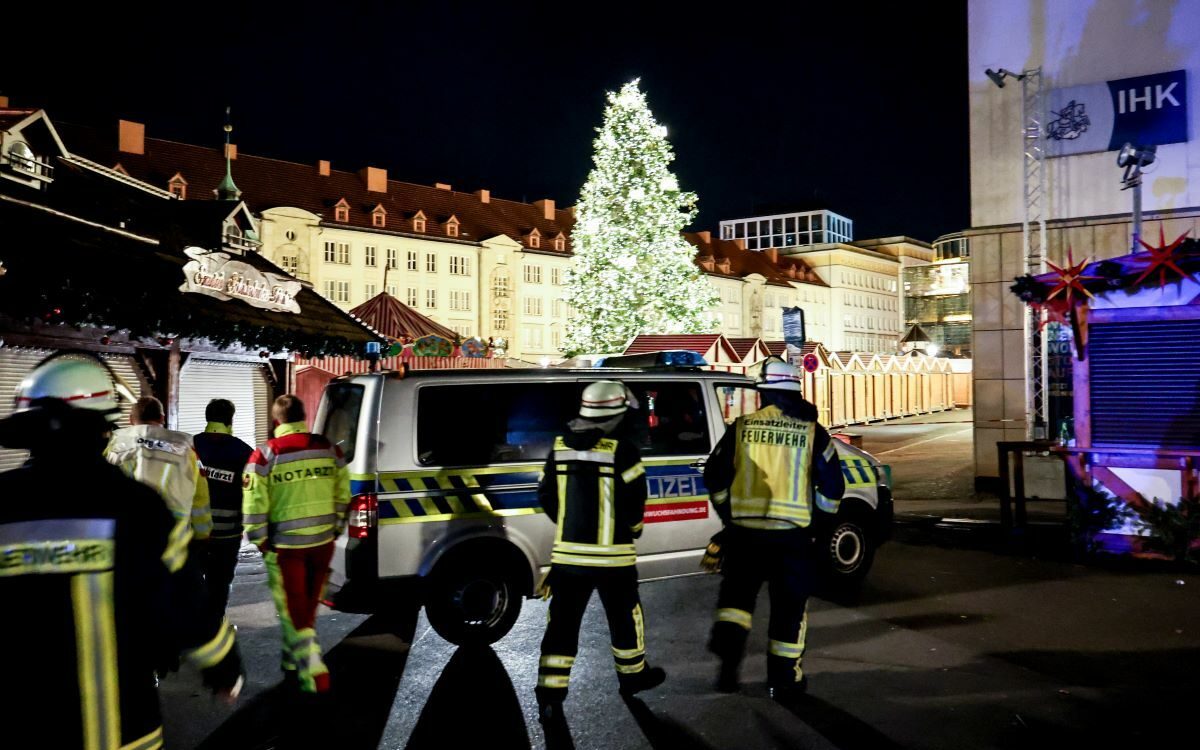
[1044,69,1187,157]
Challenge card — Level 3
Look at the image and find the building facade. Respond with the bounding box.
[903,233,972,357]
[968,0,1200,480]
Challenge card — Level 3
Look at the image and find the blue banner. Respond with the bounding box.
[1045,69,1187,157]
[782,307,806,349]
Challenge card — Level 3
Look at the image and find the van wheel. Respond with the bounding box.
[424,555,523,646]
[818,507,875,593]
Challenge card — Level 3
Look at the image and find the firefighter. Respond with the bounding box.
[534,380,666,723]
[243,394,349,695]
[0,352,243,750]
[106,396,213,541]
[193,399,254,621]
[703,359,845,702]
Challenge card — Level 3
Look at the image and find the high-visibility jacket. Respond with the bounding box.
[705,403,845,531]
[194,423,254,540]
[242,422,349,550]
[537,427,647,568]
[0,453,242,750]
[107,424,213,540]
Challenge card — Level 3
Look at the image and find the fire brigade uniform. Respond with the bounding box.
[106,424,213,541]
[193,422,254,620]
[0,353,242,750]
[243,421,349,694]
[535,381,664,716]
[704,360,845,696]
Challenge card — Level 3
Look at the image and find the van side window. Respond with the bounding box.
[624,382,710,456]
[417,383,580,466]
[714,384,762,426]
[317,383,365,461]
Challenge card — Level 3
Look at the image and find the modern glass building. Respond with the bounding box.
[902,233,972,356]
[718,209,853,250]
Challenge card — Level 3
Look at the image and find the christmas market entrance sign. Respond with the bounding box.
[180,247,302,314]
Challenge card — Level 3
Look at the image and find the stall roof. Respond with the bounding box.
[350,292,458,341]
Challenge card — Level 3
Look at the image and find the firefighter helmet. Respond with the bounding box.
[13,352,126,420]
[579,380,629,418]
[758,359,803,393]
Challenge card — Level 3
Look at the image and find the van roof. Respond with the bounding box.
[336,368,756,384]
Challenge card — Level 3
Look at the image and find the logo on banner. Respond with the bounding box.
[1045,70,1187,158]
[180,247,302,314]
[1047,100,1090,140]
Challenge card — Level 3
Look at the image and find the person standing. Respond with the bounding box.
[703,359,845,702]
[243,394,349,695]
[193,398,254,621]
[534,380,666,724]
[0,352,243,750]
[106,396,213,542]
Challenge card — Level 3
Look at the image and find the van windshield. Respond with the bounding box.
[318,383,365,462]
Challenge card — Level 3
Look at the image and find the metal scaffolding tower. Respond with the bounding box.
[1020,68,1048,439]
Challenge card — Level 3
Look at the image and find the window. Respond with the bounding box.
[450,256,471,276]
[325,242,349,264]
[324,241,336,263]
[365,246,377,267]
[528,231,541,249]
[492,274,510,298]
[412,212,426,233]
[386,248,398,269]
[426,253,437,273]
[726,288,738,304]
[406,288,418,306]
[493,310,509,330]
[447,220,459,238]
[765,293,774,308]
[365,283,377,299]
[280,255,298,274]
[624,382,711,456]
[450,290,471,311]
[727,312,741,329]
[551,326,561,348]
[551,267,563,286]
[523,326,544,348]
[554,234,565,251]
[321,383,365,462]
[452,323,472,337]
[372,210,386,228]
[168,174,187,199]
[524,297,543,316]
[387,284,398,298]
[334,201,349,223]
[335,281,350,302]
[324,280,335,298]
[426,289,437,308]
[524,264,542,284]
[552,299,565,318]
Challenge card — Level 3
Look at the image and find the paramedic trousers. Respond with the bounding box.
[264,542,334,693]
[709,526,817,687]
[202,536,242,621]
[537,565,648,700]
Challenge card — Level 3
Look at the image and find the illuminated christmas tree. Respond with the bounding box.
[562,80,718,355]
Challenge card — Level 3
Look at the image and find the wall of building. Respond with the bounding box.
[968,0,1200,478]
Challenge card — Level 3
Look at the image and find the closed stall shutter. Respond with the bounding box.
[0,349,146,472]
[1089,319,1200,449]
[178,359,272,449]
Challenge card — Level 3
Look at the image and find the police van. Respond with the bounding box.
[315,352,893,645]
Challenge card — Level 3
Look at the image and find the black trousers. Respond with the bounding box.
[710,526,818,686]
[201,536,243,621]
[537,565,648,698]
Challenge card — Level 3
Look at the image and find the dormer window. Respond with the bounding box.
[334,198,350,223]
[412,211,426,233]
[372,204,387,228]
[526,228,541,249]
[4,140,53,182]
[553,233,565,251]
[168,173,187,199]
[446,216,460,238]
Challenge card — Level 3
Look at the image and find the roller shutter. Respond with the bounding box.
[178,359,272,449]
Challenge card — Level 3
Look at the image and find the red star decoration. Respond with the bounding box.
[1133,225,1191,288]
[1032,297,1070,331]
[1045,248,1100,305]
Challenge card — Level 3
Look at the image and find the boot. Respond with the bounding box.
[618,666,667,697]
[715,659,740,693]
[768,676,809,706]
[535,687,565,725]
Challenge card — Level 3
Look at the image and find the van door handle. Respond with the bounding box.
[689,459,707,469]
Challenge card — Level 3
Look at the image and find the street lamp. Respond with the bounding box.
[1117,143,1157,250]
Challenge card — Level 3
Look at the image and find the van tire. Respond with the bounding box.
[817,505,876,594]
[424,552,525,646]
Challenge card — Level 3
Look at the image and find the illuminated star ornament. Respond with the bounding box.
[1045,249,1100,306]
[1133,226,1191,288]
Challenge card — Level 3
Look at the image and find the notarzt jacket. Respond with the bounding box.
[194,423,254,540]
[242,422,350,550]
[106,424,213,540]
[0,455,242,750]
[705,401,846,531]
[537,424,648,568]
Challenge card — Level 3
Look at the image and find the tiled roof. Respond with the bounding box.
[55,121,575,254]
[725,337,763,359]
[350,292,458,341]
[623,334,740,363]
[0,109,38,129]
[763,340,821,357]
[684,233,827,288]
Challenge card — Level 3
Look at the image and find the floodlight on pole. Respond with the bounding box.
[1118,142,1158,250]
[985,68,1026,89]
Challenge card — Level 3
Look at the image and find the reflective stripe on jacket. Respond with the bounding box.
[242,422,349,549]
[194,423,254,540]
[106,424,212,540]
[537,434,647,568]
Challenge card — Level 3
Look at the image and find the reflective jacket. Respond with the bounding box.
[194,423,254,540]
[0,454,241,750]
[242,422,349,550]
[537,423,647,568]
[106,424,213,540]
[705,402,845,531]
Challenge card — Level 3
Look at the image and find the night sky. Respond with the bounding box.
[9,2,968,242]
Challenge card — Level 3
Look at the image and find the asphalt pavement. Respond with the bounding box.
[156,409,1200,749]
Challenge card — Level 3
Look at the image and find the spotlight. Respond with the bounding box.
[985,68,1025,89]
[1117,142,1156,169]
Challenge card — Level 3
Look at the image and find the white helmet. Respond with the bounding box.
[758,359,803,393]
[13,352,125,420]
[580,380,629,419]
